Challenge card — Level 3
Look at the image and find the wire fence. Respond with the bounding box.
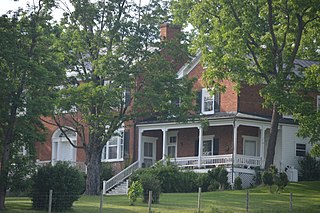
[5,188,315,213]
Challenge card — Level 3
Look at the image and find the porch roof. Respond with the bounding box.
[137,112,296,127]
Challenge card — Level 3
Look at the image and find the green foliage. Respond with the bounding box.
[31,162,85,212]
[262,171,274,193]
[0,2,64,208]
[128,181,143,206]
[172,0,320,168]
[274,172,288,193]
[262,165,288,193]
[234,177,242,190]
[53,0,195,195]
[254,167,262,186]
[208,167,229,190]
[100,163,113,189]
[136,171,162,203]
[298,154,320,181]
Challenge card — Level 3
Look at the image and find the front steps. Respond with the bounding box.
[106,179,128,195]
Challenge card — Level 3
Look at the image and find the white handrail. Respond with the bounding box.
[102,161,139,194]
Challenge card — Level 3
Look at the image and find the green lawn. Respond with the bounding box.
[4,181,320,213]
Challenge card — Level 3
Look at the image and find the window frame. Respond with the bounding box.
[201,88,215,115]
[101,129,124,162]
[296,143,306,157]
[167,131,178,158]
[202,135,215,156]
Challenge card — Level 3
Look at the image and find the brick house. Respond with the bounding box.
[35,24,319,193]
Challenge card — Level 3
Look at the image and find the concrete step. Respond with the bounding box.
[106,179,128,195]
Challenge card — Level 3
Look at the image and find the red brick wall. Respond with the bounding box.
[37,115,87,163]
[220,80,238,112]
[238,84,271,116]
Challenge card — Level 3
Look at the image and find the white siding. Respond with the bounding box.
[280,125,311,170]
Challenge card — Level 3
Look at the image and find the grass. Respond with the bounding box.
[3,181,320,213]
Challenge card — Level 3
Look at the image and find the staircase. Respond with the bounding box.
[102,161,139,195]
[106,179,129,195]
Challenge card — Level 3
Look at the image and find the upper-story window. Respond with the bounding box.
[101,130,124,162]
[201,88,216,114]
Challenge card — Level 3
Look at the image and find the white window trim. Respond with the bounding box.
[201,88,215,115]
[202,135,215,156]
[295,143,306,157]
[51,128,77,165]
[101,129,124,162]
[167,131,178,158]
[242,135,259,156]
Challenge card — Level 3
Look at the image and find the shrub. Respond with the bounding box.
[176,170,198,192]
[128,181,143,205]
[262,170,274,193]
[274,172,288,193]
[208,167,229,190]
[31,162,85,212]
[299,154,320,181]
[100,162,113,188]
[196,173,210,192]
[254,167,262,186]
[234,176,242,190]
[137,171,161,203]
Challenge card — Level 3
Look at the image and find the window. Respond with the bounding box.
[167,132,178,158]
[296,143,306,157]
[201,88,214,114]
[102,130,124,162]
[202,135,219,156]
[243,136,259,156]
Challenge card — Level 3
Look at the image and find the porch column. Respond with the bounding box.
[138,129,144,168]
[198,126,203,168]
[162,128,167,160]
[260,126,266,169]
[233,123,239,159]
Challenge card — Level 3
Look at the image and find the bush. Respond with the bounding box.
[128,181,143,205]
[137,171,161,203]
[299,154,320,181]
[254,167,262,186]
[31,162,85,212]
[234,176,242,190]
[100,162,113,188]
[274,172,288,193]
[262,170,274,193]
[196,173,210,192]
[208,167,229,190]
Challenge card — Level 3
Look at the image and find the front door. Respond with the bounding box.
[142,136,157,167]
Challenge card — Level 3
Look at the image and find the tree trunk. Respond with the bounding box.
[265,104,281,169]
[0,141,11,210]
[84,145,102,195]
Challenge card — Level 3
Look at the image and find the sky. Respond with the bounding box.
[0,0,150,18]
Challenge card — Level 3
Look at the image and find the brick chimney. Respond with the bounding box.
[160,23,181,40]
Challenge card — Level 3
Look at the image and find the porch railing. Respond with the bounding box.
[235,155,262,168]
[102,161,139,195]
[170,154,261,169]
[170,154,233,168]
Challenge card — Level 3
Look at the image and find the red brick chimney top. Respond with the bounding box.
[160,23,181,40]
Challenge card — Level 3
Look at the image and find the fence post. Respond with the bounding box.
[100,190,103,213]
[246,190,249,213]
[48,190,53,213]
[197,187,201,213]
[148,191,152,213]
[289,192,293,213]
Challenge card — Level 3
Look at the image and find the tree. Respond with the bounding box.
[0,1,64,210]
[53,0,195,195]
[172,0,320,168]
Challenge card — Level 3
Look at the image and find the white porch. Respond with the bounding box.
[137,115,270,170]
